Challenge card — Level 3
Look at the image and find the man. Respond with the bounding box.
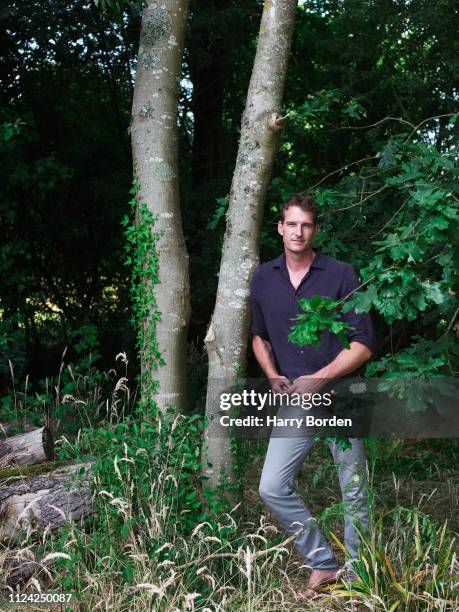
[250,194,376,599]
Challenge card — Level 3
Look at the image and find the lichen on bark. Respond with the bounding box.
[151,162,176,181]
[202,0,297,488]
[238,151,250,165]
[141,50,161,70]
[139,101,155,119]
[141,10,172,47]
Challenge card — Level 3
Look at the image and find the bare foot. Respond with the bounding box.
[296,569,338,600]
[308,568,338,589]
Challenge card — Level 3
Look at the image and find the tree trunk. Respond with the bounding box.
[0,427,54,468]
[203,0,297,486]
[0,463,92,541]
[131,0,191,413]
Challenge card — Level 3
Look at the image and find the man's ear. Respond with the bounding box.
[277,220,284,236]
[314,223,320,236]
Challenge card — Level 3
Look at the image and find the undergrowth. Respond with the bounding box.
[0,359,457,611]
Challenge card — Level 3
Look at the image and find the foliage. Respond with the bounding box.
[2,396,457,609]
[37,361,280,600]
[1,2,458,606]
[122,180,163,402]
[343,136,457,324]
[262,0,459,388]
[285,121,458,389]
[2,0,458,387]
[0,0,137,385]
[331,511,457,610]
[366,437,459,480]
[57,405,209,536]
[6,424,295,609]
[289,296,354,349]
[289,88,367,132]
[121,178,241,506]
[366,336,452,378]
[0,318,27,379]
[0,344,119,436]
[206,195,229,231]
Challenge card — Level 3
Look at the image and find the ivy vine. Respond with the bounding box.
[121,178,164,411]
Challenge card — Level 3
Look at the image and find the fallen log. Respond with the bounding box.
[0,460,68,482]
[0,550,37,589]
[0,417,36,439]
[0,462,93,541]
[0,427,54,468]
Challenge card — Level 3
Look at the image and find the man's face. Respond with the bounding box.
[278,206,319,255]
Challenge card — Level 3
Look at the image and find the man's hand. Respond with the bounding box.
[269,375,292,394]
[288,341,372,396]
[288,374,326,396]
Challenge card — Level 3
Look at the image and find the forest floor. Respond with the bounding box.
[239,439,458,611]
[1,429,457,611]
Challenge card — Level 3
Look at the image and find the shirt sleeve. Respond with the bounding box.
[250,267,270,341]
[340,265,377,358]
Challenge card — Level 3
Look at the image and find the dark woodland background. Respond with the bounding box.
[1,2,458,606]
[1,0,458,395]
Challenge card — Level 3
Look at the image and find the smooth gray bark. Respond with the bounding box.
[131,0,190,412]
[203,0,297,486]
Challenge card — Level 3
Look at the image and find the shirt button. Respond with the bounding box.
[300,350,304,354]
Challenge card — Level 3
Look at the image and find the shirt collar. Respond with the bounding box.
[271,250,326,272]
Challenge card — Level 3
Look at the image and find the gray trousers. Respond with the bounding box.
[259,427,369,570]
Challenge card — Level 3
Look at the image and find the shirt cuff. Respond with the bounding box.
[250,325,270,341]
[348,335,377,359]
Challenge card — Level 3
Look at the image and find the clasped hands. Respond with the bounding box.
[269,374,326,395]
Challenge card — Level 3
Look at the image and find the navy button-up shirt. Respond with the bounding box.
[250,251,377,379]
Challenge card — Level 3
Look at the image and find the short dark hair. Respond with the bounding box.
[280,194,319,224]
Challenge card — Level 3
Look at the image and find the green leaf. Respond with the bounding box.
[122,562,133,583]
[422,282,446,305]
[289,296,354,349]
[411,291,427,311]
[346,285,377,313]
[378,140,398,170]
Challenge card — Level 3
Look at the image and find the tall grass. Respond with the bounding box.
[0,358,457,610]
[329,511,457,611]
